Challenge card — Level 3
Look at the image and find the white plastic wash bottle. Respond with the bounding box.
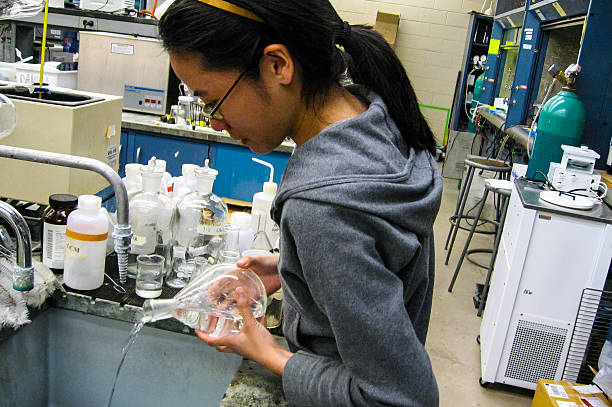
[251,158,278,249]
[63,195,109,290]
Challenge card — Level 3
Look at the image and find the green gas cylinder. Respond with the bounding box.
[526,89,585,179]
[467,72,485,133]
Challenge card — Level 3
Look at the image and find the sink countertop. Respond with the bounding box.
[121,112,296,154]
[0,256,288,406]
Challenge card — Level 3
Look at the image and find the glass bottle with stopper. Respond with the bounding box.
[127,157,176,278]
[168,159,227,288]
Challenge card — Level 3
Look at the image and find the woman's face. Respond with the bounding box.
[170,51,299,154]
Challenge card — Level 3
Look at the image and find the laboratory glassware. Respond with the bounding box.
[142,262,266,337]
[168,161,227,288]
[136,254,165,299]
[127,158,176,278]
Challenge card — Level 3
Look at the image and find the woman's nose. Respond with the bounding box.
[210,119,229,132]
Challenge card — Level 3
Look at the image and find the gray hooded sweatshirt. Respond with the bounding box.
[270,87,442,407]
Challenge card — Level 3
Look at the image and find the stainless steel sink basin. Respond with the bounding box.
[0,307,242,407]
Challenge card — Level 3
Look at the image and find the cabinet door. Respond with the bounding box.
[132,131,214,177]
[214,142,290,202]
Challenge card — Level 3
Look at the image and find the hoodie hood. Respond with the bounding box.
[271,87,442,237]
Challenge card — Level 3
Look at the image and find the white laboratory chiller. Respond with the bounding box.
[480,184,612,390]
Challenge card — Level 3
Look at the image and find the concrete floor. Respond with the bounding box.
[426,176,534,406]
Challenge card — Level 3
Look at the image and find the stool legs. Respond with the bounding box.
[445,166,475,265]
[477,195,510,317]
[448,188,490,292]
[445,172,471,250]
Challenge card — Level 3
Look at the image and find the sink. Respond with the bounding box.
[0,307,242,407]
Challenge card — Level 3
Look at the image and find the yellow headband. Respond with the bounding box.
[197,0,264,23]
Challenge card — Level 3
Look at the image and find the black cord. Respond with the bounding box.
[100,189,115,203]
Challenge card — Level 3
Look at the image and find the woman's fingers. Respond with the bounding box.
[236,256,252,268]
[235,287,256,325]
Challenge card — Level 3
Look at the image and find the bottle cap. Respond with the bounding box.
[125,163,141,178]
[49,194,78,209]
[78,195,102,212]
[195,159,218,178]
[182,163,199,178]
[263,181,277,195]
[230,211,252,231]
[155,159,167,173]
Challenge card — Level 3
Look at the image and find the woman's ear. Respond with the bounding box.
[260,44,295,86]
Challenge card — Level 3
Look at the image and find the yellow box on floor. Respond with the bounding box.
[532,379,611,407]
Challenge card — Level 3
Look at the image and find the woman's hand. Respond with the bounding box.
[237,253,281,296]
[196,287,293,376]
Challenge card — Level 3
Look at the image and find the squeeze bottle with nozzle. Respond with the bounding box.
[250,158,278,250]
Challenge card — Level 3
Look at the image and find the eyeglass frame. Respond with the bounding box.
[196,68,249,121]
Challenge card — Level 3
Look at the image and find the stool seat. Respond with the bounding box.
[466,156,512,171]
[484,179,513,195]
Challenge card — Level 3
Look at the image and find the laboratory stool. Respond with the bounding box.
[447,179,513,317]
[444,156,511,267]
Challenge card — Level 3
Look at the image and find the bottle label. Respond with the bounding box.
[65,229,108,261]
[43,223,67,269]
[131,234,147,246]
[65,229,108,242]
[197,224,225,235]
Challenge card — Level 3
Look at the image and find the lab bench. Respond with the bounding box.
[120,112,294,203]
[476,105,533,152]
[0,254,288,406]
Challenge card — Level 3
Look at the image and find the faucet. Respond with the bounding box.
[0,145,133,285]
[0,200,33,291]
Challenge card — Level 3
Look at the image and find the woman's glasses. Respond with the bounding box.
[196,68,248,121]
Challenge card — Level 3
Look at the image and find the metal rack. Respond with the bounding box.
[563,288,612,384]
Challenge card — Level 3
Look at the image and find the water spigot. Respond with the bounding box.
[0,201,33,291]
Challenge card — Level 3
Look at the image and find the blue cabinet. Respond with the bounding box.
[127,131,214,176]
[214,143,290,202]
[119,128,291,202]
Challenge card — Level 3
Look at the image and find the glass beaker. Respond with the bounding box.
[136,254,165,299]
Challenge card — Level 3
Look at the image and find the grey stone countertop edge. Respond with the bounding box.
[0,291,288,407]
[121,112,296,155]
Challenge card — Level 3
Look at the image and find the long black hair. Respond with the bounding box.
[159,0,437,154]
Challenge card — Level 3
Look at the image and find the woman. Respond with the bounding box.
[159,0,442,405]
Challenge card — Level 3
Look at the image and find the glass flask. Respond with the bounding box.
[127,158,176,278]
[251,211,273,251]
[191,224,240,281]
[168,161,227,288]
[142,263,267,337]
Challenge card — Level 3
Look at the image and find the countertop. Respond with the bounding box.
[515,178,612,225]
[121,112,296,154]
[0,254,288,406]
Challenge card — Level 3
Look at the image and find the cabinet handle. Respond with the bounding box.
[136,147,141,162]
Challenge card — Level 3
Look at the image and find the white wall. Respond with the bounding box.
[331,0,494,145]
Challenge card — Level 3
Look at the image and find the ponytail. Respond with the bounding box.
[337,24,437,154]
